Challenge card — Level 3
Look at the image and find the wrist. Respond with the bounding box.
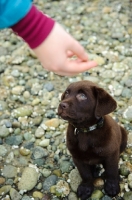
[11,5,55,49]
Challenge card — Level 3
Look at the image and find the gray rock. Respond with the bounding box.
[68,192,78,200]
[0,100,8,111]
[4,120,12,128]
[123,191,132,200]
[69,168,82,192]
[10,188,22,200]
[43,175,58,191]
[101,70,116,78]
[124,78,132,87]
[42,168,51,177]
[122,87,132,98]
[0,46,7,56]
[60,161,71,173]
[123,106,132,121]
[32,146,48,159]
[84,76,99,83]
[31,82,42,95]
[101,195,112,200]
[23,132,32,141]
[128,173,132,189]
[35,126,45,138]
[6,179,14,185]
[0,126,10,138]
[5,135,23,145]
[33,158,45,166]
[22,196,32,200]
[44,82,54,92]
[45,110,56,118]
[3,165,17,178]
[0,185,11,196]
[11,69,20,77]
[0,145,8,156]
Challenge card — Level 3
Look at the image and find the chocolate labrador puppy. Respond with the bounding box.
[58,80,127,200]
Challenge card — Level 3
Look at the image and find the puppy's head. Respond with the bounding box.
[58,80,117,123]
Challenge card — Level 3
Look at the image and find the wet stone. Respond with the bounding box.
[3,165,17,178]
[43,175,58,192]
[5,135,23,146]
[32,146,49,159]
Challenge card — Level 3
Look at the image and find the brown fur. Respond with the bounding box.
[58,80,127,200]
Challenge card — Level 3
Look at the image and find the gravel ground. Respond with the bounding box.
[0,0,132,200]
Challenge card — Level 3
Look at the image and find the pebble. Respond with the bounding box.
[11,86,25,95]
[0,185,11,196]
[128,173,132,189]
[0,145,8,156]
[54,180,70,197]
[2,165,17,178]
[123,191,132,200]
[93,177,104,188]
[42,168,51,177]
[0,100,8,111]
[35,126,45,138]
[43,175,58,192]
[19,147,30,156]
[69,168,82,192]
[68,192,78,200]
[44,82,54,92]
[23,91,30,99]
[21,196,32,200]
[39,139,50,147]
[32,191,43,199]
[32,146,49,159]
[60,161,71,173]
[53,169,62,177]
[5,135,23,146]
[10,188,22,200]
[91,189,104,199]
[44,118,60,128]
[12,106,32,118]
[18,167,38,191]
[0,126,10,138]
[0,177,6,184]
[123,106,132,121]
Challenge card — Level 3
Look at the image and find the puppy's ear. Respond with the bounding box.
[94,87,117,118]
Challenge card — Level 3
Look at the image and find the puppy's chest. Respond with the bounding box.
[68,132,103,156]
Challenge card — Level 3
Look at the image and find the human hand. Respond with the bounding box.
[33,23,98,76]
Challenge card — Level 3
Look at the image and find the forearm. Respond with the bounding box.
[11,5,55,49]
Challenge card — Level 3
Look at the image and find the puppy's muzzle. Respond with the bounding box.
[59,102,69,110]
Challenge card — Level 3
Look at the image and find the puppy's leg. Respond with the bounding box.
[103,152,120,197]
[73,158,94,200]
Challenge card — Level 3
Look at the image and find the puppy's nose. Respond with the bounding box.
[60,102,69,109]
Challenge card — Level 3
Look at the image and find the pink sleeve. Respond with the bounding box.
[11,5,55,49]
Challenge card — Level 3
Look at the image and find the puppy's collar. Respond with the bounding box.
[74,117,104,135]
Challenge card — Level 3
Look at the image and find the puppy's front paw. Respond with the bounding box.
[104,180,120,197]
[77,182,94,200]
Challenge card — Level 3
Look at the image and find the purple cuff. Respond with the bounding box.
[11,5,55,49]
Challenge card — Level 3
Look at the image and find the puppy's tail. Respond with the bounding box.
[120,126,127,153]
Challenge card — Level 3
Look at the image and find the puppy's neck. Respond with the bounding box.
[70,117,104,134]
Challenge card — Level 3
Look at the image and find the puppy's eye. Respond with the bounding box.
[77,93,87,100]
[65,90,69,97]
